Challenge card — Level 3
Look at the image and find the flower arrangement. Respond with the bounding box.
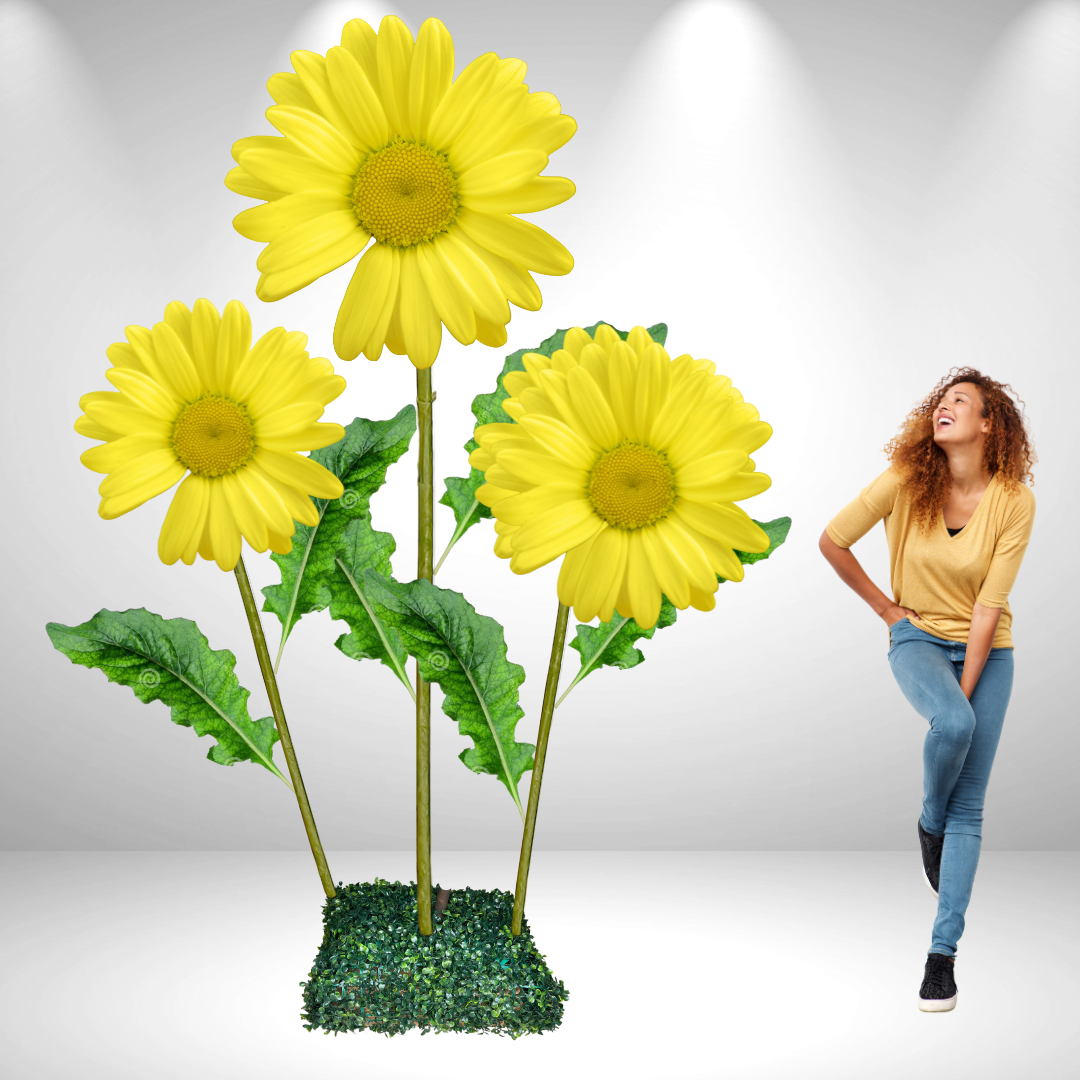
[46,16,789,1038]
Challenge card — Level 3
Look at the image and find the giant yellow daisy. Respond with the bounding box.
[75,299,346,571]
[226,15,576,370]
[468,325,773,629]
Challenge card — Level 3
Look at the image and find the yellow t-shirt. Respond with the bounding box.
[825,465,1035,648]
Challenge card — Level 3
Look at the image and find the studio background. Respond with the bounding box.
[2,0,1076,854]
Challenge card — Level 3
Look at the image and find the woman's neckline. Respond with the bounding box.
[941,473,995,538]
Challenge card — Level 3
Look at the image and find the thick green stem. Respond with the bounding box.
[416,366,435,935]
[234,554,336,899]
[512,601,570,936]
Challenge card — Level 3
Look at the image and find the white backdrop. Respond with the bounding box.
[2,0,1075,851]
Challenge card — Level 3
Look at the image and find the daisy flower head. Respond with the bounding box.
[227,16,576,370]
[468,325,774,629]
[75,299,347,571]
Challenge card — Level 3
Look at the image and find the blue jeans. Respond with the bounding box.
[887,617,1014,958]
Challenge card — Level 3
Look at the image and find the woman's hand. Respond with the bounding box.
[883,604,920,626]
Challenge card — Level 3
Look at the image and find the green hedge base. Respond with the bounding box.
[300,878,569,1038]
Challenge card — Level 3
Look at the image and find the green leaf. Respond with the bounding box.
[360,573,533,819]
[329,517,414,699]
[261,406,416,670]
[435,320,668,571]
[559,515,792,703]
[719,514,792,575]
[45,608,288,782]
[560,597,679,706]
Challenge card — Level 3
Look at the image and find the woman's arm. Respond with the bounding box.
[818,529,916,625]
[959,601,1002,699]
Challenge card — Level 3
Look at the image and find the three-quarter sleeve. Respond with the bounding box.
[975,485,1036,608]
[825,467,901,549]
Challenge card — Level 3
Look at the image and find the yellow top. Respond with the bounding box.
[826,466,1036,647]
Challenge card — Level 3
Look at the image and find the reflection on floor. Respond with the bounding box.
[2,851,1077,1080]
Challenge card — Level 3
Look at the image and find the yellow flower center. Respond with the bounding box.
[587,441,677,530]
[352,139,459,247]
[172,394,255,478]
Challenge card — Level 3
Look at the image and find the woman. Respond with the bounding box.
[819,367,1036,1013]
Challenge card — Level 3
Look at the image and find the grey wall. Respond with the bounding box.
[2,0,1076,850]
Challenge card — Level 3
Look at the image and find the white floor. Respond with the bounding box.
[2,851,1078,1079]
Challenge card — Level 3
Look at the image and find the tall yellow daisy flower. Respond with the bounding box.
[75,299,346,571]
[469,325,774,629]
[226,15,576,369]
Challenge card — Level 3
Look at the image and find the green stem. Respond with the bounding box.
[512,601,570,936]
[234,554,336,899]
[553,615,630,709]
[416,366,435,936]
[432,496,478,577]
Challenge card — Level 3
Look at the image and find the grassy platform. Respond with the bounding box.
[300,878,568,1037]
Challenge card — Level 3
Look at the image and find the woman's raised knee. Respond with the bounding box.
[932,701,976,745]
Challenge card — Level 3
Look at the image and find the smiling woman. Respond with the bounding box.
[818,365,1036,1013]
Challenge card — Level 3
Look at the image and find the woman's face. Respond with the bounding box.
[932,382,990,446]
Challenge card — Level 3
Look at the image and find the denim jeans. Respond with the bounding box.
[887,617,1014,958]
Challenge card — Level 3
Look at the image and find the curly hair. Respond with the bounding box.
[883,367,1037,535]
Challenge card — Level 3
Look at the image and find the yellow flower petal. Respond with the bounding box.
[639,526,690,609]
[335,244,400,361]
[492,483,586,526]
[556,536,597,607]
[674,500,770,553]
[233,190,353,243]
[460,175,575,215]
[435,231,508,326]
[206,480,242,570]
[158,475,211,565]
[625,532,663,629]
[258,421,346,453]
[225,165,285,202]
[104,368,179,420]
[397,246,442,368]
[416,240,476,344]
[254,447,344,500]
[81,434,172,475]
[572,527,628,624]
[426,51,500,150]
[324,45,391,151]
[239,145,352,197]
[457,150,548,200]
[455,208,572,276]
[216,301,252,392]
[375,15,415,138]
[340,18,379,81]
[267,105,363,175]
[565,366,620,448]
[289,50,367,149]
[453,230,542,311]
[409,18,454,141]
[508,501,603,573]
[82,399,171,440]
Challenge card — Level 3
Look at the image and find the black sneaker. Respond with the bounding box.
[918,953,957,1012]
[918,819,944,896]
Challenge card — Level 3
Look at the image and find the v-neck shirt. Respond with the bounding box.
[826,465,1036,647]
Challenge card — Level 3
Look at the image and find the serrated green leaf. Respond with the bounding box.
[719,515,792,574]
[261,406,416,670]
[434,321,668,571]
[559,597,679,706]
[45,608,288,782]
[360,573,533,819]
[329,518,414,699]
[559,515,792,703]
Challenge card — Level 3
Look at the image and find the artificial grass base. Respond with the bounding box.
[300,878,568,1037]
